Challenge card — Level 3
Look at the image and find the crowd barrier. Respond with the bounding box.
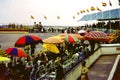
[64,43,120,80]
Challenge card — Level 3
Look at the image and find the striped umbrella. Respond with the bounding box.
[59,34,79,44]
[59,33,84,40]
[84,31,110,42]
[5,47,27,57]
[43,36,64,44]
[15,35,42,47]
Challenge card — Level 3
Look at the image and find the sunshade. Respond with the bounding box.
[70,34,84,40]
[43,36,64,44]
[5,47,27,57]
[42,43,60,54]
[78,30,86,34]
[84,31,110,42]
[0,56,10,61]
[58,34,79,43]
[15,35,42,47]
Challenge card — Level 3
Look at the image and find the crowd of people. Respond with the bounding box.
[1,24,118,80]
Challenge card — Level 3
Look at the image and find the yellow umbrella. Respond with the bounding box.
[0,56,10,61]
[42,43,60,54]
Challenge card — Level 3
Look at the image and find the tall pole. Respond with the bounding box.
[119,8,120,29]
[109,0,112,33]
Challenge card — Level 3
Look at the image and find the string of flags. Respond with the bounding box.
[30,0,119,20]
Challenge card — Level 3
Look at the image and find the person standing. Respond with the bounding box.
[81,61,89,80]
[56,59,64,80]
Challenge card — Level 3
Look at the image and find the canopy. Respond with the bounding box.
[84,31,110,42]
[58,34,79,44]
[15,35,42,47]
[79,8,120,21]
[43,36,64,44]
[5,47,27,57]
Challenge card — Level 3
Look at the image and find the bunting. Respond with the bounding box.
[96,7,102,11]
[73,16,75,19]
[90,6,96,11]
[102,2,107,7]
[77,12,79,15]
[30,15,34,19]
[86,9,89,13]
[82,10,85,13]
[44,16,47,20]
[57,16,60,19]
[80,10,83,13]
[109,0,112,6]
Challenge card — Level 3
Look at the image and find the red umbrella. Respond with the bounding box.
[84,31,110,42]
[15,35,42,47]
[5,47,27,57]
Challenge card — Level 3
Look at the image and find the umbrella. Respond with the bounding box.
[70,34,84,40]
[15,35,42,47]
[5,47,27,57]
[84,31,110,42]
[42,43,60,54]
[78,30,86,34]
[43,36,64,44]
[0,56,10,61]
[58,34,79,44]
[58,33,84,40]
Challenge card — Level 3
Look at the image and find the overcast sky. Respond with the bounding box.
[0,0,119,26]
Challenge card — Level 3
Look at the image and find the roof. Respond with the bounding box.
[79,8,120,21]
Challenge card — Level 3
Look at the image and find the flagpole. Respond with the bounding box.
[101,10,104,31]
[118,0,120,29]
[109,2,112,33]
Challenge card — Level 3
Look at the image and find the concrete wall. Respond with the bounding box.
[64,44,120,80]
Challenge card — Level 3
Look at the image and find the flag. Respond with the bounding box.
[86,9,89,13]
[73,16,75,19]
[30,15,34,19]
[44,16,47,20]
[90,6,95,11]
[82,10,85,13]
[80,10,83,13]
[109,0,112,6]
[97,7,102,11]
[102,2,107,7]
[57,16,60,19]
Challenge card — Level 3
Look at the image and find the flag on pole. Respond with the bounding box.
[30,15,34,19]
[102,2,107,7]
[109,0,112,6]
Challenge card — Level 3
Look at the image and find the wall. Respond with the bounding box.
[64,44,120,80]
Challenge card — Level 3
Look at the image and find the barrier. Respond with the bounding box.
[64,43,120,80]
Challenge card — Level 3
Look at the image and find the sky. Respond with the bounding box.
[0,0,119,26]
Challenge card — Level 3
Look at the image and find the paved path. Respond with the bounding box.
[112,58,120,80]
[78,55,117,80]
